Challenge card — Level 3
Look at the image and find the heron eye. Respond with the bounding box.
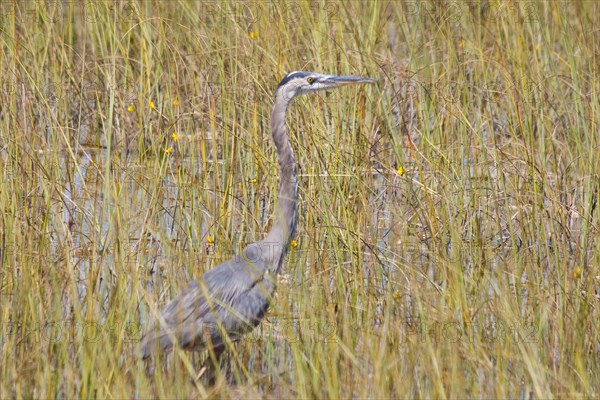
[307,77,314,84]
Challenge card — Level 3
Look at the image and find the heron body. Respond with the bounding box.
[140,71,374,359]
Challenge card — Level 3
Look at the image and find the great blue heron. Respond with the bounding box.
[140,71,375,363]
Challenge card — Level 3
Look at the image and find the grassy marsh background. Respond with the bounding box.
[0,0,599,398]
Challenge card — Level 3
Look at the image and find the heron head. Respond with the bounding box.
[276,71,375,100]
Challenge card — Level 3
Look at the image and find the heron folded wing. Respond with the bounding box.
[141,257,274,357]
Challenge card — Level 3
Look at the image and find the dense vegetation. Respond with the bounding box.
[0,1,598,397]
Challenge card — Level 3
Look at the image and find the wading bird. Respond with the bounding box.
[140,71,375,363]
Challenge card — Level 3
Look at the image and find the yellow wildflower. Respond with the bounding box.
[573,267,581,279]
[172,98,179,106]
[396,166,405,176]
[149,100,155,109]
[249,31,259,39]
[290,240,298,248]
[127,105,134,112]
[171,132,178,142]
[206,235,214,244]
[251,178,258,183]
[165,146,173,154]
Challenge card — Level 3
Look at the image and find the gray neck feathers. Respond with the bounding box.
[257,90,298,274]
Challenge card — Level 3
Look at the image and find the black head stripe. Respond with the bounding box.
[277,71,311,88]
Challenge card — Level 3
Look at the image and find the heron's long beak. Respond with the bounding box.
[322,75,376,86]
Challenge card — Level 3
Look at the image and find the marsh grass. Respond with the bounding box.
[0,0,599,398]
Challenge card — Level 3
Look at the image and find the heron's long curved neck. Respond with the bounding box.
[262,92,298,273]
